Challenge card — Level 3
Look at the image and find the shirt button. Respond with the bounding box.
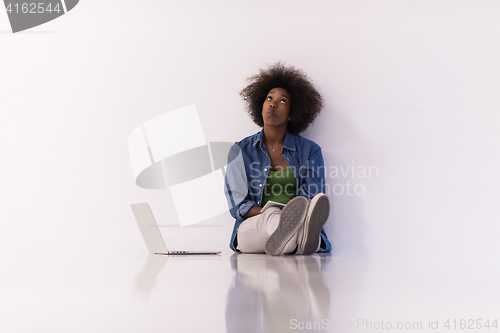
[264,168,267,171]
[259,184,262,187]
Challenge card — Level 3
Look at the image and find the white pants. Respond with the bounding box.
[237,207,311,254]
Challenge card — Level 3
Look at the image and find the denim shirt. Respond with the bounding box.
[224,129,332,253]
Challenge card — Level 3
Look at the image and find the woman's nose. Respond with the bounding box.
[270,102,277,108]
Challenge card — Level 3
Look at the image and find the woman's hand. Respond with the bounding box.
[243,205,262,219]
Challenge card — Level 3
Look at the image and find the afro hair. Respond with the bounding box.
[240,62,323,135]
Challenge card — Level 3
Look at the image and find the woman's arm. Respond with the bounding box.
[224,143,256,220]
[243,205,262,219]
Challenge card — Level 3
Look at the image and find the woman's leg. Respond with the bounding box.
[265,196,309,256]
[237,207,280,253]
[237,207,298,254]
[298,193,330,255]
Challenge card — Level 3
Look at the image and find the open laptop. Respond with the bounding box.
[130,203,221,255]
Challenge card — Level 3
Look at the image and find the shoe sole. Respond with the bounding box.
[300,195,330,255]
[265,196,308,256]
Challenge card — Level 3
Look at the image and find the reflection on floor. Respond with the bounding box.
[226,254,331,333]
[128,252,499,333]
[3,252,498,332]
[132,253,332,332]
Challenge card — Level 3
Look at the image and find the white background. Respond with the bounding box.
[1,1,500,331]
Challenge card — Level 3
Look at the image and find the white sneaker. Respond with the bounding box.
[265,196,308,256]
[299,194,330,255]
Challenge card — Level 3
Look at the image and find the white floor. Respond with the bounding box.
[2,251,499,333]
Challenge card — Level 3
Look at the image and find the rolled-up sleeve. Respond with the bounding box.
[235,200,254,220]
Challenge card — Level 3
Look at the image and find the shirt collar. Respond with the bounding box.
[253,128,297,151]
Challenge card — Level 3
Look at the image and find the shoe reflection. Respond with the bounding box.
[226,254,331,333]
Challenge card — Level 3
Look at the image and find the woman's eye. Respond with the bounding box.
[267,96,272,100]
[280,99,287,103]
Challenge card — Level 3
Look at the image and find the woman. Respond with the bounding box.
[225,62,331,255]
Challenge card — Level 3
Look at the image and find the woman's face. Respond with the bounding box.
[261,87,291,129]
